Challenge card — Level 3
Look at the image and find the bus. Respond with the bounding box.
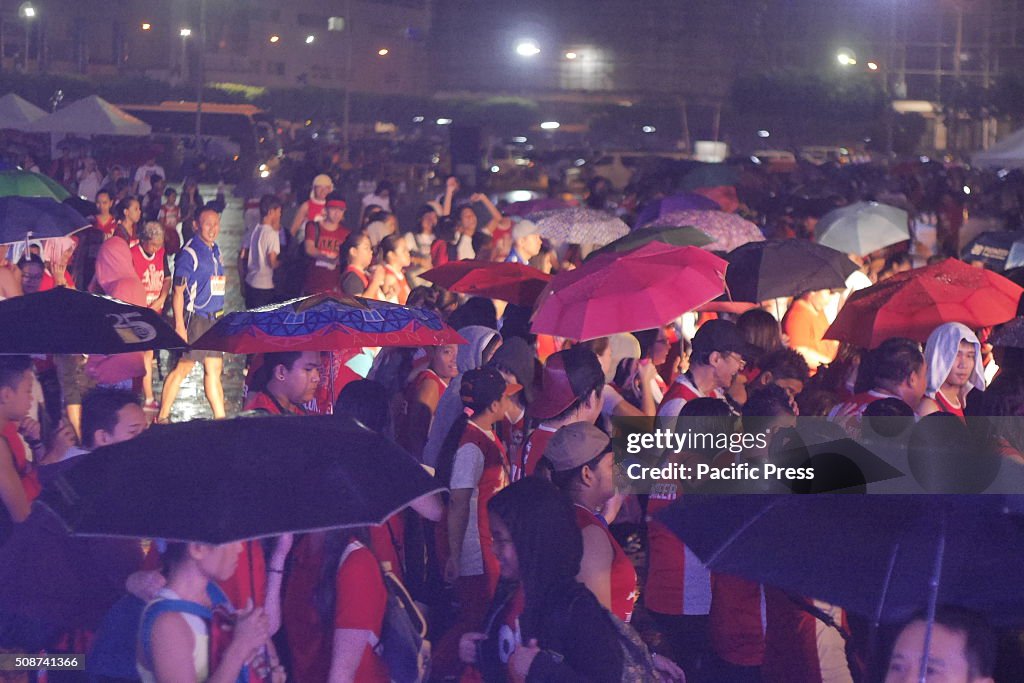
[117,102,281,181]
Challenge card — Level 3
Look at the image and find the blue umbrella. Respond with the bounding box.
[961,230,1024,271]
[635,192,720,227]
[0,196,89,245]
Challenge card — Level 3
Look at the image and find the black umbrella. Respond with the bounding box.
[659,495,1024,625]
[990,316,1024,348]
[37,414,445,544]
[725,239,857,302]
[63,194,97,218]
[0,288,185,354]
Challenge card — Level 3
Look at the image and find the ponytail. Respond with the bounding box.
[435,413,470,499]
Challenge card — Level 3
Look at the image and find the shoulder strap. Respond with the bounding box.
[139,598,213,670]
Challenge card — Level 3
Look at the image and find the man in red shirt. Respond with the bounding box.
[244,351,321,415]
[829,338,926,429]
[0,356,38,543]
[517,346,604,481]
[659,320,755,417]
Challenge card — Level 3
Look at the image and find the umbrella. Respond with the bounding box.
[960,230,1024,271]
[725,239,858,302]
[504,197,577,217]
[64,195,97,218]
[825,259,1023,348]
[532,207,630,246]
[191,292,465,354]
[0,196,89,245]
[635,193,720,227]
[814,202,910,256]
[420,260,551,306]
[680,163,739,191]
[0,288,186,354]
[25,96,151,137]
[989,317,1024,348]
[0,93,47,131]
[0,169,71,201]
[658,494,1024,625]
[586,225,713,260]
[649,210,764,252]
[37,414,445,544]
[531,242,727,341]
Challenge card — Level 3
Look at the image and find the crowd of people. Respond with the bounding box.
[0,149,1020,683]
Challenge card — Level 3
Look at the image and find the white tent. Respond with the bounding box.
[972,127,1024,169]
[25,95,151,137]
[0,93,47,131]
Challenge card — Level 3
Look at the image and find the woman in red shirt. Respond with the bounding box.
[339,232,385,300]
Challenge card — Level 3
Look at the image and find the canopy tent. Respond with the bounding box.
[973,127,1024,169]
[25,95,151,137]
[0,93,47,131]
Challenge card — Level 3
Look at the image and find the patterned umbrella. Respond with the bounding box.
[191,293,466,354]
[504,197,578,217]
[649,210,764,252]
[815,202,910,256]
[532,207,630,246]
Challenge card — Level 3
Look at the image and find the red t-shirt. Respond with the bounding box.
[334,541,389,682]
[130,243,166,306]
[573,504,637,623]
[515,424,556,481]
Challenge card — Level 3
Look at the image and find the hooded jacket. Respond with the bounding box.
[923,322,985,401]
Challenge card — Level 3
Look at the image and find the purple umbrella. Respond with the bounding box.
[505,197,578,217]
[650,210,764,252]
[636,192,721,227]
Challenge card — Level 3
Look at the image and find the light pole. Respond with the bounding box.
[180,27,191,83]
[19,2,36,72]
[195,0,206,143]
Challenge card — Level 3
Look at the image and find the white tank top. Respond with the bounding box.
[137,587,211,683]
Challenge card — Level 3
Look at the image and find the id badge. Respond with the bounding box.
[210,275,226,296]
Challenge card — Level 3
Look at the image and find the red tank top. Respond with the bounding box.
[934,391,965,419]
[413,369,448,397]
[573,504,637,623]
[130,244,165,306]
[458,422,510,577]
[306,199,326,223]
[515,425,557,481]
[345,265,370,289]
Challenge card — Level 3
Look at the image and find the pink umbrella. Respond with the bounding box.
[650,210,764,252]
[531,241,727,341]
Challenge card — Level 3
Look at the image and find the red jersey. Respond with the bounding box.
[1,422,40,503]
[496,410,527,484]
[93,214,116,237]
[934,391,965,419]
[333,541,389,682]
[303,222,349,295]
[368,514,406,583]
[412,368,448,398]
[283,533,329,683]
[710,573,765,667]
[306,199,326,224]
[658,373,725,417]
[762,589,852,683]
[644,481,711,617]
[453,421,510,580]
[573,504,638,623]
[130,243,166,306]
[515,424,557,481]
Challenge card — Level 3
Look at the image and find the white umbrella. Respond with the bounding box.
[26,95,151,137]
[0,93,47,131]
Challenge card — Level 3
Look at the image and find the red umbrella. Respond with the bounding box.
[420,260,551,305]
[531,242,727,341]
[825,259,1023,348]
[192,293,465,354]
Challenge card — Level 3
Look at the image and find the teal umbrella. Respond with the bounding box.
[814,202,910,256]
[586,225,713,260]
[0,169,71,201]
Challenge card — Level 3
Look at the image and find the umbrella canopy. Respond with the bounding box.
[0,288,186,354]
[989,317,1024,348]
[420,260,551,306]
[533,207,630,246]
[658,495,1024,625]
[504,197,577,217]
[0,93,47,131]
[25,95,151,137]
[0,196,89,245]
[635,192,720,227]
[192,292,465,354]
[0,169,71,201]
[825,259,1023,348]
[814,202,910,256]
[531,241,727,340]
[960,230,1024,271]
[37,414,445,544]
[649,210,764,252]
[586,225,713,260]
[725,239,858,302]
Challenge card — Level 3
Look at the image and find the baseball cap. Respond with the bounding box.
[691,319,758,363]
[312,174,334,188]
[544,422,612,472]
[512,219,540,242]
[528,346,605,420]
[460,367,522,408]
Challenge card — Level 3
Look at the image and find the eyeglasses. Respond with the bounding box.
[726,352,747,370]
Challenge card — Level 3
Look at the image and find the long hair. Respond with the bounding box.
[314,527,371,629]
[487,478,583,639]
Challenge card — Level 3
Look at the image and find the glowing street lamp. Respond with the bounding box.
[141,22,152,31]
[269,35,280,44]
[377,48,389,56]
[837,49,857,67]
[516,40,540,57]
[564,51,578,60]
[867,61,879,71]
[540,121,560,130]
[305,34,315,45]
[180,27,192,38]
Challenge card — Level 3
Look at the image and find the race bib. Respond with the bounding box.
[210,275,226,296]
[315,258,337,269]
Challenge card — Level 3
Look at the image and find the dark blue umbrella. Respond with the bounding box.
[961,230,1024,271]
[0,196,89,245]
[635,192,720,227]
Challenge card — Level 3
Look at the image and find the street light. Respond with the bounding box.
[180,28,192,38]
[377,48,389,56]
[269,35,280,44]
[141,22,152,31]
[305,34,315,45]
[867,61,879,71]
[179,28,191,83]
[516,40,540,57]
[540,121,560,130]
[837,48,857,67]
[564,51,578,60]
[19,3,36,71]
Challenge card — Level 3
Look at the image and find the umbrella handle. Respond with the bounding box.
[918,510,947,683]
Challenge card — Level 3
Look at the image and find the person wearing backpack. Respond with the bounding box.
[457,477,673,682]
[136,541,280,683]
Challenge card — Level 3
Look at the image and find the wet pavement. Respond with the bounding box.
[153,184,247,422]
